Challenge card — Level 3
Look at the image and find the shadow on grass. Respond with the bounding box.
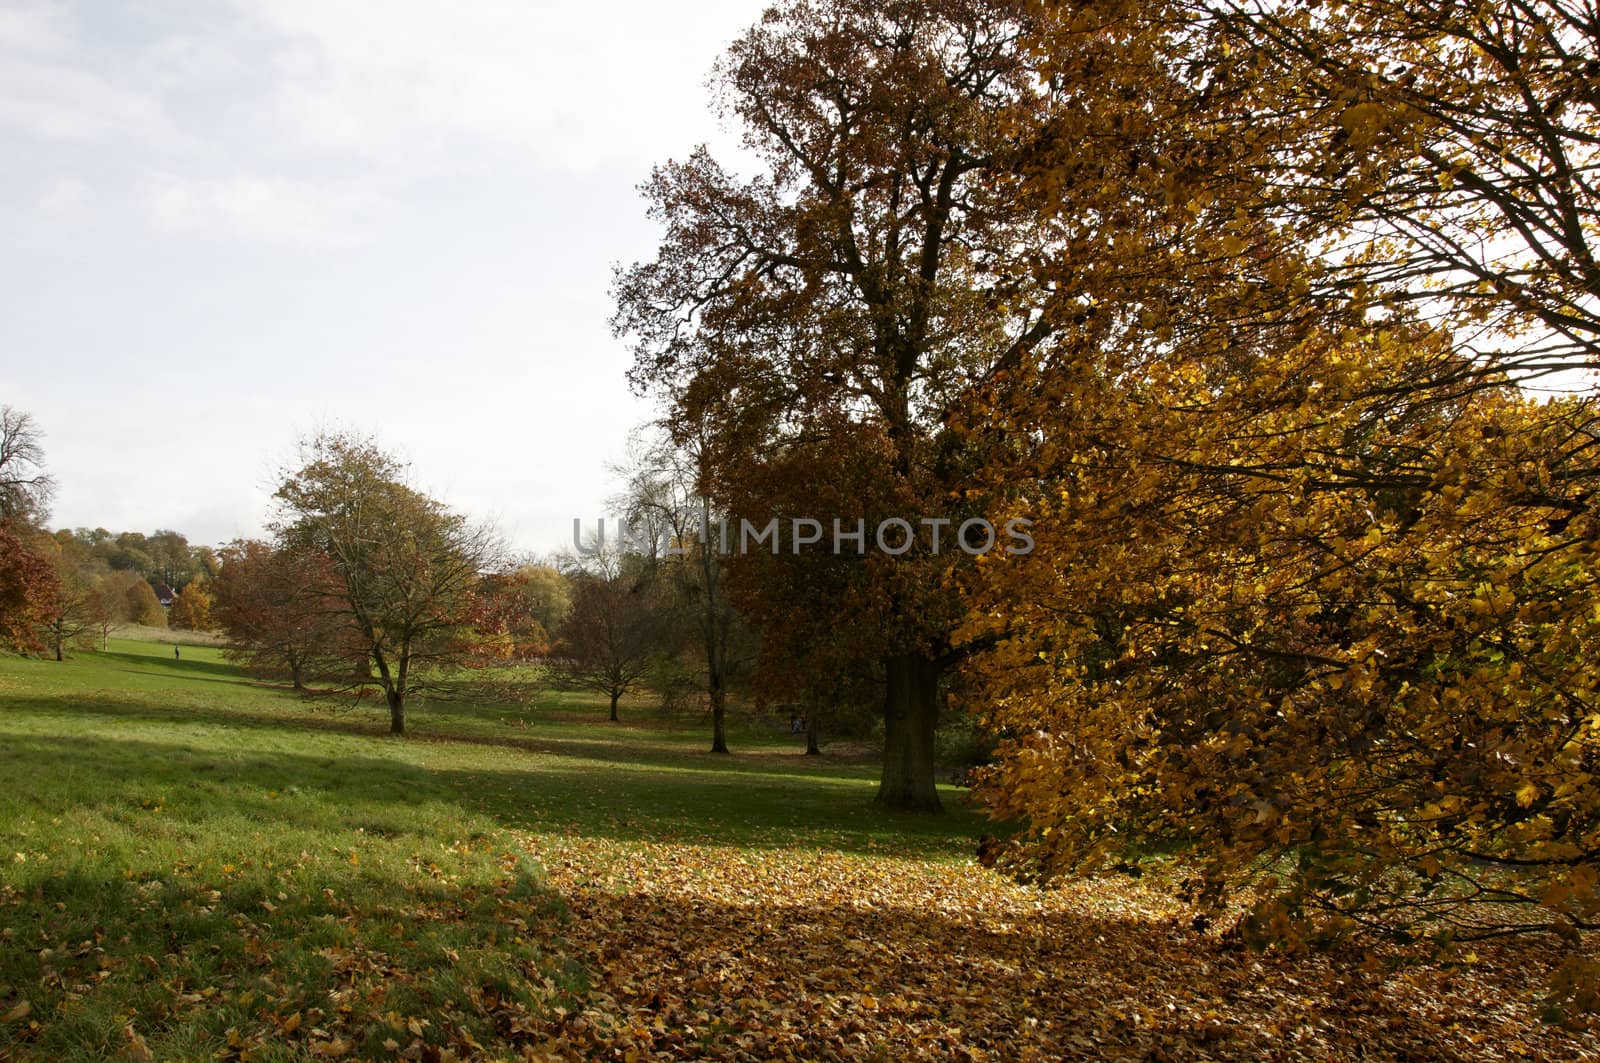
[0,814,565,1062]
[0,689,903,785]
[96,649,245,681]
[0,723,980,860]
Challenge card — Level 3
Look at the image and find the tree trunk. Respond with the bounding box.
[609,690,620,722]
[700,506,731,756]
[372,647,405,735]
[393,650,411,735]
[876,653,942,812]
[54,629,62,662]
[806,709,821,756]
[386,687,405,735]
[709,684,729,754]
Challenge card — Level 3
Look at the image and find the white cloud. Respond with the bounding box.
[134,30,252,93]
[238,0,759,171]
[36,174,89,214]
[0,0,71,55]
[0,55,172,141]
[0,2,179,144]
[142,172,394,249]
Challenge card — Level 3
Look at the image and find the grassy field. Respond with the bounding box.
[0,637,979,1061]
[3,638,1596,1061]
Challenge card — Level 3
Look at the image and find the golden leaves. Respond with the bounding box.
[1337,101,1391,149]
[960,305,1600,1016]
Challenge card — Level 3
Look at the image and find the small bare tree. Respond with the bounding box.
[614,427,753,751]
[556,541,665,722]
[0,406,54,525]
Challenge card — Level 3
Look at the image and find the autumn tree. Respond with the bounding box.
[949,0,1600,1011]
[124,578,166,629]
[557,544,665,722]
[91,570,139,650]
[191,544,221,583]
[0,408,57,651]
[1199,0,1600,386]
[614,0,1066,809]
[273,433,499,734]
[515,563,572,637]
[462,566,559,663]
[0,522,56,652]
[104,532,155,580]
[145,529,199,592]
[36,534,108,660]
[211,539,364,689]
[752,588,883,758]
[168,578,214,632]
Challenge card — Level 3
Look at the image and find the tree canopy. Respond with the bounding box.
[615,0,1069,809]
[273,432,500,734]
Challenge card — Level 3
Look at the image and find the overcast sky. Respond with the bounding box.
[0,0,769,555]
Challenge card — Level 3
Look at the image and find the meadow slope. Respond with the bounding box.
[0,640,1593,1060]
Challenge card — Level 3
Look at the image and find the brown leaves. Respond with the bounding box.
[512,836,1598,1061]
[120,1024,153,1061]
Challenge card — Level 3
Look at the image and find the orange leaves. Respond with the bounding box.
[960,295,1600,1012]
[308,1035,354,1057]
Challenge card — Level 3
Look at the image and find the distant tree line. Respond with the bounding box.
[0,415,774,745]
[55,527,219,598]
[0,406,225,657]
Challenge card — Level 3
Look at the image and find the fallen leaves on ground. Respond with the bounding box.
[517,837,1600,1062]
[5,831,1597,1060]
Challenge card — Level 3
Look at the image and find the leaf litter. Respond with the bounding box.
[511,837,1600,1061]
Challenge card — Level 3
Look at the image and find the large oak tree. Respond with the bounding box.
[614,0,1066,810]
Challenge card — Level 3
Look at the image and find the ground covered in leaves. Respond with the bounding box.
[512,838,1599,1062]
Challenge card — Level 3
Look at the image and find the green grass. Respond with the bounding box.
[0,637,983,1060]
